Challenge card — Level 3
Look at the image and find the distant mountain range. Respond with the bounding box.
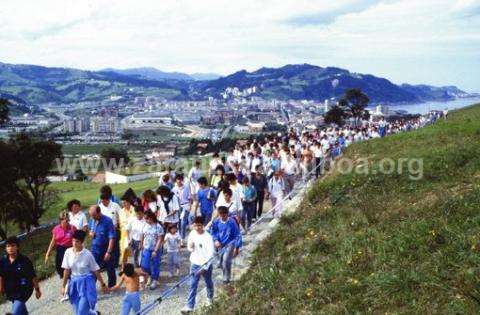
[0,62,472,105]
[102,67,221,82]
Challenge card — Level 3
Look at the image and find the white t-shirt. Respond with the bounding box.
[61,248,99,277]
[157,194,180,224]
[282,159,298,175]
[127,217,145,242]
[142,223,164,250]
[215,199,239,215]
[99,201,121,227]
[250,156,263,172]
[165,232,182,253]
[187,230,215,266]
[69,211,88,230]
[269,177,285,198]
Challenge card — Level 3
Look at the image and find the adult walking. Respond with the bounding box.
[98,193,121,269]
[251,165,268,219]
[88,205,116,288]
[181,217,215,314]
[67,199,88,232]
[45,210,76,301]
[45,210,76,277]
[0,236,41,315]
[119,190,136,269]
[61,230,108,315]
[241,177,256,231]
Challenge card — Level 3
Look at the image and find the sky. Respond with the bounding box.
[0,0,479,91]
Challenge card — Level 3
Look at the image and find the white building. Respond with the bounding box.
[124,113,173,129]
[90,116,119,133]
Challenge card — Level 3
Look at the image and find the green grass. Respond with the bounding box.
[61,143,126,156]
[206,103,480,314]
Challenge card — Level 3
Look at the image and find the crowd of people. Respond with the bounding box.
[0,114,440,315]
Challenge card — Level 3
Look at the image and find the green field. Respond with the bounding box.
[62,143,127,155]
[207,103,480,314]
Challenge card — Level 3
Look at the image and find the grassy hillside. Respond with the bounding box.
[207,103,480,314]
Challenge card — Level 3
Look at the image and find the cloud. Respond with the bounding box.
[283,0,383,26]
[0,0,477,90]
[452,0,480,17]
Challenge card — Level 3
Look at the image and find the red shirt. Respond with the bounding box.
[52,224,76,247]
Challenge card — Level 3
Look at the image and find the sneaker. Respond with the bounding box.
[180,306,193,314]
[60,295,69,302]
[149,280,158,290]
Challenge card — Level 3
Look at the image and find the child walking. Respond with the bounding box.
[140,210,164,290]
[164,225,182,277]
[110,263,147,315]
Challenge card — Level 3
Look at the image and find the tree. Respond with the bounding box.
[101,147,130,167]
[324,105,346,126]
[338,88,370,126]
[9,133,63,230]
[0,98,11,126]
[0,141,22,239]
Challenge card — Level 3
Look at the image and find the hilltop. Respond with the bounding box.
[206,103,480,314]
[0,62,471,105]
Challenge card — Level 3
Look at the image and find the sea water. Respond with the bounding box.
[388,97,480,115]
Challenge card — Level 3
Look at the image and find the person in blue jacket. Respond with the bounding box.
[88,205,117,288]
[209,206,242,284]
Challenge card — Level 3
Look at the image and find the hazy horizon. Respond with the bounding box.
[1,0,479,92]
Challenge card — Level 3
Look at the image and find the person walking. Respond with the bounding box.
[140,211,164,290]
[61,230,108,315]
[241,177,256,231]
[210,206,242,284]
[126,206,146,268]
[0,237,42,315]
[250,165,268,219]
[181,217,215,314]
[45,210,76,301]
[109,263,147,315]
[119,192,136,269]
[195,177,217,225]
[98,193,121,269]
[172,174,192,247]
[268,171,286,218]
[88,205,116,288]
[67,199,88,232]
[157,185,180,229]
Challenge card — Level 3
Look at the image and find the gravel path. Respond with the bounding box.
[0,178,313,315]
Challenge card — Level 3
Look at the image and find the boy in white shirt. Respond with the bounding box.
[181,217,215,314]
